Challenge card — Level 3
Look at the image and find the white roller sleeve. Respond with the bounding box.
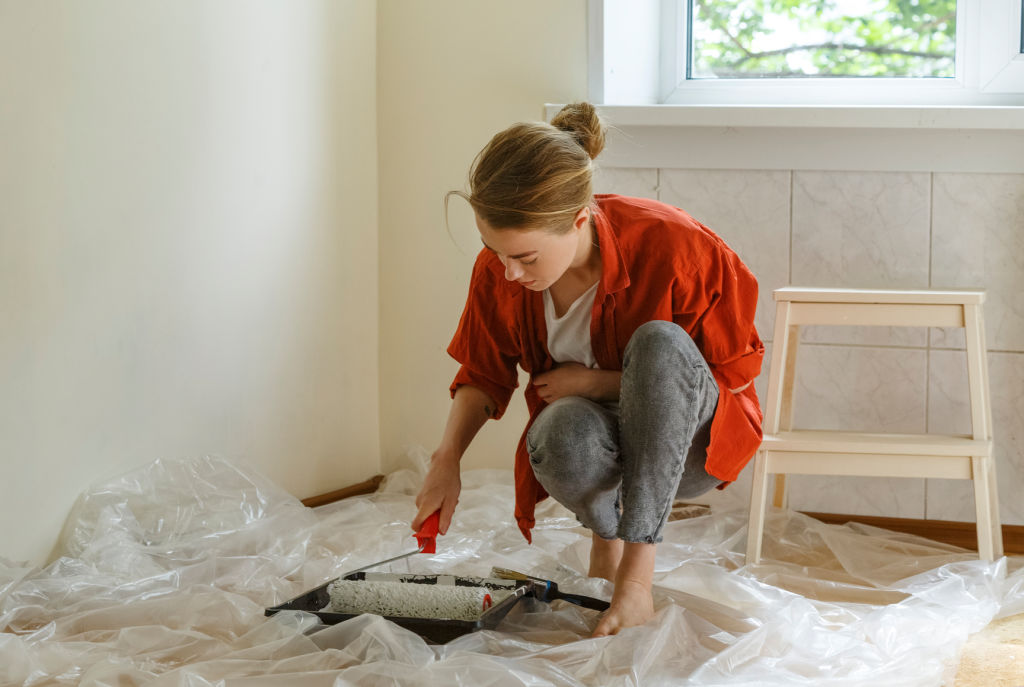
[327,580,512,621]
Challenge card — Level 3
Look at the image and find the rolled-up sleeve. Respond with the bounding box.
[446,254,521,419]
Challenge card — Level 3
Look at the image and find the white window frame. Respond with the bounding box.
[980,0,1024,93]
[593,0,1024,106]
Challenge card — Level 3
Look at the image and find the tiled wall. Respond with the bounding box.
[594,167,1024,526]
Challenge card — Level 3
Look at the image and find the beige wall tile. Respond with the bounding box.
[792,171,931,347]
[927,350,1024,526]
[791,344,927,433]
[593,167,658,199]
[931,173,1024,354]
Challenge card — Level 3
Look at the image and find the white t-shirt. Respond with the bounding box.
[543,281,600,369]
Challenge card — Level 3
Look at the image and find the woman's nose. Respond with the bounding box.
[504,260,523,281]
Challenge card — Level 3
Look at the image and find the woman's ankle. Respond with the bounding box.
[613,541,656,591]
[588,533,623,582]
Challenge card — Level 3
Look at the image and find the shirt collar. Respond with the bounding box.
[592,201,630,294]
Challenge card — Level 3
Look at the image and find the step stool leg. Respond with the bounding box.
[964,302,1000,559]
[746,449,771,564]
[987,459,1003,557]
[767,316,798,511]
[972,455,995,561]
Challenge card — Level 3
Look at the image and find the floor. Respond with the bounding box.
[956,612,1024,686]
[1,454,1022,686]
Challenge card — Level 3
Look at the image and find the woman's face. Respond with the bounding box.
[475,211,590,291]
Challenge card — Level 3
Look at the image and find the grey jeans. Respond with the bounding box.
[526,320,720,544]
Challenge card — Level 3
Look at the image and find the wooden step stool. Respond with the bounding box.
[745,287,1002,563]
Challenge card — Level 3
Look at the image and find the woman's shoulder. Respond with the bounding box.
[595,193,676,219]
[595,194,721,253]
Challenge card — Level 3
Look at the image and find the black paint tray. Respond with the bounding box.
[265,571,531,644]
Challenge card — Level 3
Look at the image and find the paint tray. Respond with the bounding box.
[265,572,531,644]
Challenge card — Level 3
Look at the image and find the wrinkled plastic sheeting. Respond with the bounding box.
[0,452,1022,686]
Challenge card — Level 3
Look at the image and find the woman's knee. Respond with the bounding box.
[527,397,617,477]
[625,320,699,361]
[528,397,611,451]
[623,321,712,389]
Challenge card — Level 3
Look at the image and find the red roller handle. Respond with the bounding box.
[414,510,440,554]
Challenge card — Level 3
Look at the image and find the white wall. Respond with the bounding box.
[0,1,381,565]
[377,0,589,473]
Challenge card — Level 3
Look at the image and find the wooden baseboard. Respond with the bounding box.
[301,474,385,508]
[802,511,1024,555]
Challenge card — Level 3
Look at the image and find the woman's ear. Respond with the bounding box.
[572,207,591,233]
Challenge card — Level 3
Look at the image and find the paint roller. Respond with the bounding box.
[326,579,508,621]
[326,510,508,621]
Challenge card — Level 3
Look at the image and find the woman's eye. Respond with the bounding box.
[521,258,538,265]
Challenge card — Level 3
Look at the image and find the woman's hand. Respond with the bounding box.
[532,363,621,404]
[413,450,462,536]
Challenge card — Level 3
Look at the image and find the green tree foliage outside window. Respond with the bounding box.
[690,0,957,79]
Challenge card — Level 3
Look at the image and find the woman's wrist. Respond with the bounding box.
[431,446,462,467]
[591,369,622,402]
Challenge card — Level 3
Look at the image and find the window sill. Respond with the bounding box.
[544,103,1024,173]
[545,104,1024,131]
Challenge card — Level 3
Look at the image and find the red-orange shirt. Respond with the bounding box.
[448,194,764,542]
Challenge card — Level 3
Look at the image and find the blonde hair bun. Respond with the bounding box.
[448,105,602,232]
[550,102,606,160]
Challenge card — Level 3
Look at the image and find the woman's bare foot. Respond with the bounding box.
[592,541,656,637]
[592,579,655,637]
[588,533,623,582]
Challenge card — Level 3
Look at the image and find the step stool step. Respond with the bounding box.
[773,287,985,305]
[763,430,991,456]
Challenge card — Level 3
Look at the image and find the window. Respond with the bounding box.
[689,0,955,80]
[594,0,1024,104]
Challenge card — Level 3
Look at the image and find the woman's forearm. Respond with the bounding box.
[414,385,497,533]
[435,385,498,462]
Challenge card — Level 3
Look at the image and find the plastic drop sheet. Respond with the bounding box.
[1,453,1022,687]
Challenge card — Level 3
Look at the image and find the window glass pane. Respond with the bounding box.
[689,0,957,79]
